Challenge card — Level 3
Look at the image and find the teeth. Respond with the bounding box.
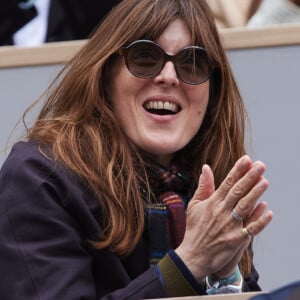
[145,101,179,113]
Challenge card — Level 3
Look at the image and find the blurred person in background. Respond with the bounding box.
[207,0,300,29]
[2,0,299,47]
[247,0,300,28]
[0,0,120,46]
[206,0,262,28]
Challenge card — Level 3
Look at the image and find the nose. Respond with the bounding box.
[153,61,180,87]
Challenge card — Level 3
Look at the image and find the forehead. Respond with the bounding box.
[155,18,192,54]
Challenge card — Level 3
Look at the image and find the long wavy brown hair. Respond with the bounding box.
[25,0,251,277]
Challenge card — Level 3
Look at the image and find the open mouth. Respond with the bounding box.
[143,100,181,115]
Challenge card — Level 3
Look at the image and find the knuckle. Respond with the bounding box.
[232,183,244,197]
[237,200,251,212]
[224,174,235,188]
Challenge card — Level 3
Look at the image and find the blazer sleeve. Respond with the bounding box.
[0,142,166,300]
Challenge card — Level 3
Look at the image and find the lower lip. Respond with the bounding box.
[143,108,180,122]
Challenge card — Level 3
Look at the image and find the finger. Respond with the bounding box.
[244,210,273,237]
[244,201,268,225]
[224,161,266,210]
[231,176,268,220]
[193,164,215,201]
[216,155,252,201]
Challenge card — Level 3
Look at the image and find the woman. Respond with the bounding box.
[0,0,273,299]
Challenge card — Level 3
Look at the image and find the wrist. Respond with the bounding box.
[206,266,242,295]
[157,251,207,296]
[174,247,206,282]
[212,266,239,281]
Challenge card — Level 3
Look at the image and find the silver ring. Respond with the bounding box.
[231,208,244,222]
[241,228,251,239]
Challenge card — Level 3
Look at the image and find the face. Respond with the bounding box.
[109,18,210,166]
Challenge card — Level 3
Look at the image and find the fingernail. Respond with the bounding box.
[260,179,269,189]
[241,156,250,169]
[255,162,264,173]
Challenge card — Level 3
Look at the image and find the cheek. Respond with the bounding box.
[189,82,210,114]
[109,61,124,103]
[109,59,144,104]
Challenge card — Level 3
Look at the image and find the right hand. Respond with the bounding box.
[175,155,273,282]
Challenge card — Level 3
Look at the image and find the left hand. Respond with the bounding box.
[196,161,271,279]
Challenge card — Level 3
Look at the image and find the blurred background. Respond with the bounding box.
[1,0,300,46]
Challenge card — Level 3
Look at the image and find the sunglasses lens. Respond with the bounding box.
[126,42,163,78]
[176,48,212,84]
[121,41,213,84]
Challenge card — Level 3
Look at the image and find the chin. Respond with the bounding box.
[142,143,185,164]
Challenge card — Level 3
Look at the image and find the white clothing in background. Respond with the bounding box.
[247,0,300,27]
[13,0,51,46]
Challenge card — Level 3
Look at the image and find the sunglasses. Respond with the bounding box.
[118,39,214,85]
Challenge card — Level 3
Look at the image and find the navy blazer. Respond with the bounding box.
[0,141,261,299]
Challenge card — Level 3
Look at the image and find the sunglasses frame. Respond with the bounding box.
[118,39,215,85]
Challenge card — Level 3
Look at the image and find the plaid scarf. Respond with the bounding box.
[144,163,193,265]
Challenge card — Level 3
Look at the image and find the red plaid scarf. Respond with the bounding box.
[144,164,193,265]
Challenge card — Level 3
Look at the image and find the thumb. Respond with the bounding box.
[194,164,215,201]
